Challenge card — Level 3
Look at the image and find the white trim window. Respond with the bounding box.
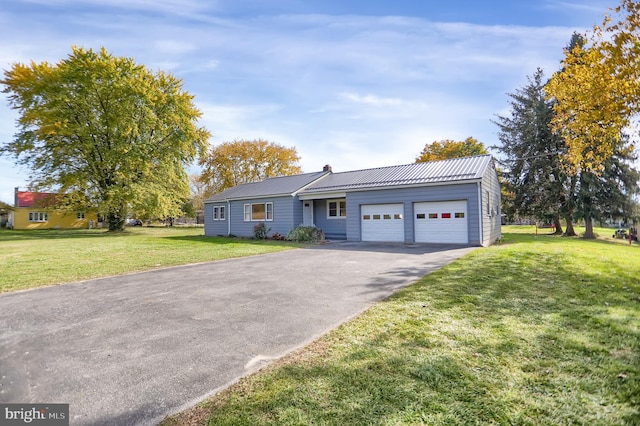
[327,199,346,219]
[77,212,85,219]
[244,202,273,221]
[28,211,48,222]
[265,202,273,221]
[213,205,227,221]
[486,190,492,217]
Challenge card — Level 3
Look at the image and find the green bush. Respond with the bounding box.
[286,226,325,242]
[253,222,271,239]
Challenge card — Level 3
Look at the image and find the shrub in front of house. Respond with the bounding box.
[253,222,271,239]
[286,226,325,243]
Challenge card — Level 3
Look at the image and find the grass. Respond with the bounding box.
[162,225,640,426]
[0,226,298,293]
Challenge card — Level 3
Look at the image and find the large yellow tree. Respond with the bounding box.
[199,139,302,196]
[1,47,210,231]
[546,0,640,172]
[546,1,640,239]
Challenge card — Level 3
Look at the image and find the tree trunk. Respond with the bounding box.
[564,217,577,236]
[561,175,578,237]
[553,216,563,235]
[583,216,596,239]
[107,207,127,232]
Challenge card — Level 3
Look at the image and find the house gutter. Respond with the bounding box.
[227,200,231,235]
[477,182,484,246]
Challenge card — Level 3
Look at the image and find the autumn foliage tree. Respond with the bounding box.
[1,46,210,231]
[545,0,640,238]
[189,173,208,213]
[199,139,302,196]
[416,137,487,163]
[546,0,639,172]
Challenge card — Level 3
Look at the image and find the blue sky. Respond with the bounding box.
[0,0,616,203]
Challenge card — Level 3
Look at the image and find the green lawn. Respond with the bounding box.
[163,226,640,426]
[0,227,297,293]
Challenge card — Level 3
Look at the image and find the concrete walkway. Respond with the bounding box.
[0,242,476,425]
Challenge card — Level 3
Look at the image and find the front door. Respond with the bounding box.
[302,201,314,226]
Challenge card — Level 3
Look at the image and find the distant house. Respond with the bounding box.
[9,188,98,230]
[204,155,502,246]
[0,201,12,228]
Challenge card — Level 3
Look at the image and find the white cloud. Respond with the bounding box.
[196,102,284,143]
[340,93,403,107]
[22,0,215,17]
[154,40,198,55]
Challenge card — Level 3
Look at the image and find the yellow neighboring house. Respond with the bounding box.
[9,188,98,230]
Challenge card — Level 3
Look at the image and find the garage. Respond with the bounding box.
[414,200,468,244]
[361,204,404,242]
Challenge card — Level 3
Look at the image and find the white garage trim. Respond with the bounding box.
[361,204,404,242]
[414,200,468,244]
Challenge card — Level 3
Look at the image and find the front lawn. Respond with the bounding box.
[163,226,640,425]
[0,227,297,293]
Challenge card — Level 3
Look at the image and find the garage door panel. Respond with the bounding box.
[414,201,468,244]
[361,204,404,242]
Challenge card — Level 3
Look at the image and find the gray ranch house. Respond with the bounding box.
[204,154,502,246]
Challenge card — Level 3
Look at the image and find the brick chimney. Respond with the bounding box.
[323,164,332,172]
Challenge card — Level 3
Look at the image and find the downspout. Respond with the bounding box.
[477,182,484,246]
[227,200,231,236]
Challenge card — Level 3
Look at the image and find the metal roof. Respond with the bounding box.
[299,155,492,194]
[205,171,328,202]
[205,155,493,202]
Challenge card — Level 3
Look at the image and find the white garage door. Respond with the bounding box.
[361,204,404,242]
[414,200,468,244]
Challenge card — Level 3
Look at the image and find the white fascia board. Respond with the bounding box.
[298,191,347,201]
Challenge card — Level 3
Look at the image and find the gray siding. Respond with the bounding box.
[313,200,347,239]
[292,197,304,230]
[204,202,229,236]
[345,183,481,244]
[480,161,502,246]
[216,196,297,238]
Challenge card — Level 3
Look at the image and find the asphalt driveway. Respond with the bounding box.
[0,242,476,425]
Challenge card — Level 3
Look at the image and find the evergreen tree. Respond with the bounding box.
[493,68,574,234]
[576,141,640,236]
